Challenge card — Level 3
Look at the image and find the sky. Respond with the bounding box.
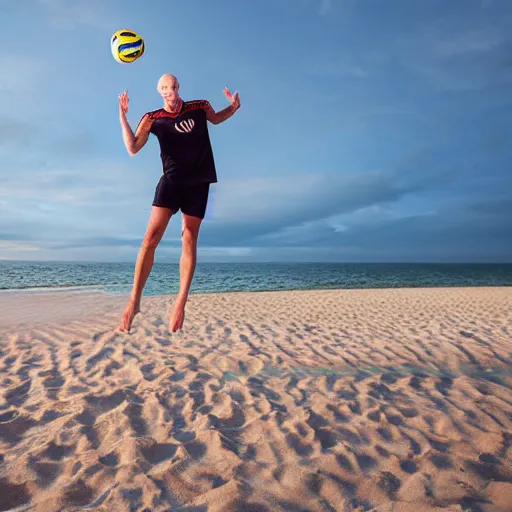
[0,0,511,263]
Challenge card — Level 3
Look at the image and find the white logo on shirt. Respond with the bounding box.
[175,118,195,133]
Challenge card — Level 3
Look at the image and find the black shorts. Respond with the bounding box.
[152,176,210,219]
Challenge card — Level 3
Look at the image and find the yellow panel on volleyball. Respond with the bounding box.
[111,29,145,64]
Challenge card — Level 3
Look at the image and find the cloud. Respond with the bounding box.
[0,167,415,259]
[0,116,95,159]
[471,198,512,215]
[1,175,511,262]
[315,197,512,257]
[250,201,436,248]
[211,171,409,224]
[0,119,35,147]
[243,197,512,262]
[7,157,509,262]
[199,170,413,246]
[0,157,158,248]
[397,21,512,92]
[307,10,512,94]
[433,29,504,57]
[0,241,40,252]
[201,166,512,261]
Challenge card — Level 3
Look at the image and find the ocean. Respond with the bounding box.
[0,261,511,296]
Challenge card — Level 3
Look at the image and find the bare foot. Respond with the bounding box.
[169,298,186,332]
[119,300,140,332]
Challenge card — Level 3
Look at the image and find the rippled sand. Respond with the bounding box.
[0,287,511,511]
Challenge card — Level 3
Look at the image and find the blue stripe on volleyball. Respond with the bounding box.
[118,40,143,52]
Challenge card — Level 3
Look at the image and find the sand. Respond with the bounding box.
[0,286,511,511]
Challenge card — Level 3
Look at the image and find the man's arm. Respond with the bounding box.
[120,113,154,156]
[205,103,238,125]
[118,91,153,156]
[204,89,241,125]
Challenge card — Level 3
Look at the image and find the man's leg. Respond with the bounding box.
[119,206,174,332]
[169,213,202,332]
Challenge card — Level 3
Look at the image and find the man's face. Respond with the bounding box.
[158,76,180,103]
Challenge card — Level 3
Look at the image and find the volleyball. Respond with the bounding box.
[110,29,145,64]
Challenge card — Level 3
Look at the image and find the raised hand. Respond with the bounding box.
[118,90,129,116]
[224,87,241,110]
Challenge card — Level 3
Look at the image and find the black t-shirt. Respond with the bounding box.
[142,100,217,185]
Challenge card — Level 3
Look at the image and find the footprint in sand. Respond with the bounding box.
[0,478,31,511]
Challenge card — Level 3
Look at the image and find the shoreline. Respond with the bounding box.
[1,285,511,327]
[1,285,511,332]
[1,281,511,293]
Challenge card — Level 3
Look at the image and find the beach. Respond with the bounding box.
[0,286,511,511]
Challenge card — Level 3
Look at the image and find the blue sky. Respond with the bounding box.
[1,0,511,262]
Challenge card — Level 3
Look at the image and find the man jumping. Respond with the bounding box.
[117,73,241,333]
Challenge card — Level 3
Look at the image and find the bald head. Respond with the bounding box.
[157,73,179,91]
[157,74,181,110]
